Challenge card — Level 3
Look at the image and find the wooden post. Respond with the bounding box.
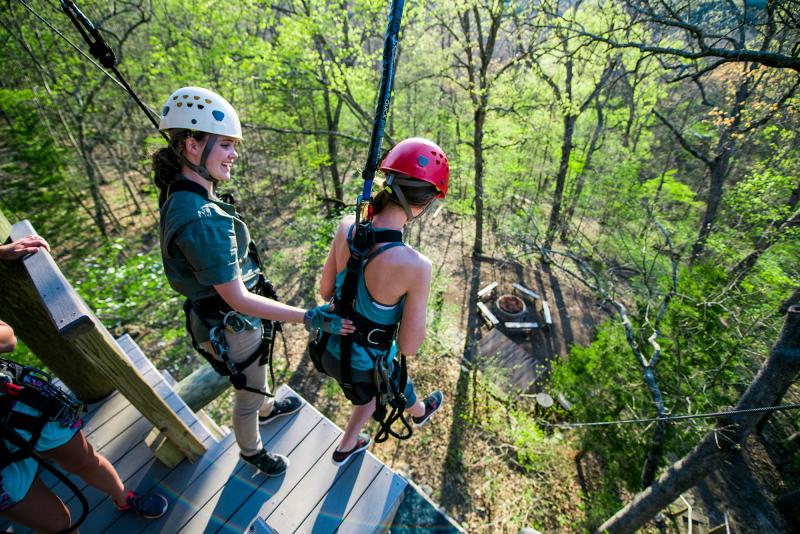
[0,215,114,401]
[596,306,800,534]
[174,364,230,412]
[1,216,206,461]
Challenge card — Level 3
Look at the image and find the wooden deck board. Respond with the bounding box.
[290,453,384,534]
[181,402,326,533]
[216,414,341,533]
[476,328,546,392]
[337,467,407,534]
[3,383,408,533]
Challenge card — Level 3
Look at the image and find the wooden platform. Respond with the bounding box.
[2,376,407,532]
[474,328,547,393]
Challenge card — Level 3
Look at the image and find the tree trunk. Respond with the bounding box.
[690,77,749,264]
[545,112,576,248]
[560,100,604,241]
[323,89,344,202]
[597,306,800,533]
[472,105,486,256]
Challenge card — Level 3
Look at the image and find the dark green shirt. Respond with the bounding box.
[159,180,261,302]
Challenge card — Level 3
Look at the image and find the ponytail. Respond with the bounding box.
[151,130,208,191]
[372,177,439,215]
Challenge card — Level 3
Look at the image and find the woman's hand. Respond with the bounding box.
[304,303,356,335]
[0,235,50,260]
[0,320,17,353]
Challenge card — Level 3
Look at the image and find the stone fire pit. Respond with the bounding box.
[495,294,526,321]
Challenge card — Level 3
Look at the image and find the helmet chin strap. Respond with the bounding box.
[177,133,219,185]
[385,173,436,222]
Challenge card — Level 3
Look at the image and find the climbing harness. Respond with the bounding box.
[164,180,280,398]
[0,358,89,533]
[308,0,414,443]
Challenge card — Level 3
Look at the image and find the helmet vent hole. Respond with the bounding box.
[198,104,205,109]
[187,102,193,107]
[177,102,182,107]
[194,95,200,100]
[172,95,178,100]
[436,160,440,165]
[182,94,188,99]
[205,99,212,104]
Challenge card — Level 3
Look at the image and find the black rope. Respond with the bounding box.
[545,402,800,429]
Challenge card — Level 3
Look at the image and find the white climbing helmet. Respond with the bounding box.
[158,87,242,139]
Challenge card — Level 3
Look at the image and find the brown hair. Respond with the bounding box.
[151,130,208,191]
[372,175,439,215]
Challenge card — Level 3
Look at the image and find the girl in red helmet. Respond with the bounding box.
[316,138,449,465]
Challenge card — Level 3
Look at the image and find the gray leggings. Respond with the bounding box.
[191,311,274,456]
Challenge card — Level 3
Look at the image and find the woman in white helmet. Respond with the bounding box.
[152,87,354,477]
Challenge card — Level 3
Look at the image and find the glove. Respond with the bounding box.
[304,303,344,334]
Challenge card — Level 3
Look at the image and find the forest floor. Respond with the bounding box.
[68,181,798,533]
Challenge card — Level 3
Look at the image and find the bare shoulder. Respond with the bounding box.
[391,246,431,279]
[337,215,357,239]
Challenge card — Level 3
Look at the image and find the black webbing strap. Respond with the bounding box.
[373,352,412,443]
[337,225,403,396]
[183,299,275,398]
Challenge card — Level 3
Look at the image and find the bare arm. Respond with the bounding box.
[396,258,432,355]
[214,278,355,333]
[320,236,338,301]
[320,217,354,301]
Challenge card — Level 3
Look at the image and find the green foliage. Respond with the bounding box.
[0,89,86,240]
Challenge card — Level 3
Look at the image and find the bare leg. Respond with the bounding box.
[405,400,425,418]
[0,477,73,533]
[42,431,127,507]
[337,398,376,451]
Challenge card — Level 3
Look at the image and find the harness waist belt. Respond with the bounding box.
[352,313,398,351]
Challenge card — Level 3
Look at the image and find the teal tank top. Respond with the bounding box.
[325,232,406,371]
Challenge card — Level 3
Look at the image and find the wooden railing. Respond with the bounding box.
[0,211,207,462]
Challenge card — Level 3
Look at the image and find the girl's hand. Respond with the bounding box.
[304,303,355,335]
[0,235,50,260]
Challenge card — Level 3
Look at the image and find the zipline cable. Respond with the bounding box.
[15,0,126,92]
[58,0,164,133]
[16,0,167,140]
[544,402,800,429]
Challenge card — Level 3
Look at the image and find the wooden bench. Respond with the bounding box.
[504,322,539,337]
[512,283,541,300]
[540,300,553,329]
[477,302,500,327]
[477,281,498,300]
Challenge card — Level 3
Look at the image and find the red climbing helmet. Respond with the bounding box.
[379,137,449,198]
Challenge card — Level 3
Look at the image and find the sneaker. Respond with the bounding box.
[331,435,371,466]
[258,395,303,425]
[241,448,289,477]
[115,490,168,519]
[412,390,444,427]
